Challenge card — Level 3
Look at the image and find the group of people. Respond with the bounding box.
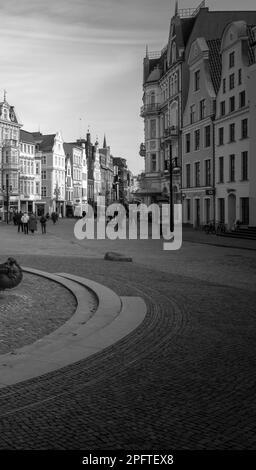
[13,211,59,234]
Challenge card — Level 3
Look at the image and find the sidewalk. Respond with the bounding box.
[182,226,256,250]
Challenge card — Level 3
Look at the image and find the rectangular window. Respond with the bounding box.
[220,101,225,116]
[229,96,235,113]
[241,151,248,180]
[200,99,206,120]
[229,51,235,68]
[241,198,249,224]
[185,133,191,153]
[186,199,191,221]
[194,129,200,151]
[195,162,200,187]
[41,186,47,197]
[241,119,248,139]
[186,164,191,188]
[222,78,226,94]
[219,127,224,146]
[219,157,224,183]
[205,199,210,224]
[238,68,242,85]
[36,163,39,175]
[190,105,195,124]
[229,154,235,182]
[42,156,46,165]
[239,91,246,108]
[205,125,211,147]
[41,170,46,180]
[151,153,156,172]
[36,182,40,195]
[150,120,156,139]
[205,159,211,186]
[229,123,235,142]
[194,70,200,91]
[229,73,235,90]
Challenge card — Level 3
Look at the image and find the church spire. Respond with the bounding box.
[103,134,107,148]
[175,0,178,16]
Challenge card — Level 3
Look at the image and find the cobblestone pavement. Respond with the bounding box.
[0,273,77,354]
[0,251,256,450]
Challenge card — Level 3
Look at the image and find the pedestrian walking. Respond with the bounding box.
[51,212,57,224]
[21,213,29,234]
[40,214,47,234]
[17,211,24,233]
[29,213,37,234]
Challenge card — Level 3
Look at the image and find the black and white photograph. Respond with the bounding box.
[0,0,256,466]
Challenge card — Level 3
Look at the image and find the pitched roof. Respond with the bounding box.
[31,133,55,151]
[20,129,36,144]
[147,66,162,82]
[247,25,256,65]
[207,38,222,93]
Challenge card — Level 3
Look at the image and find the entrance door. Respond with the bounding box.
[241,198,249,225]
[228,194,236,229]
[195,199,200,227]
[218,198,225,223]
[205,198,210,224]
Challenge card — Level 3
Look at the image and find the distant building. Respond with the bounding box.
[32,131,66,215]
[64,143,83,217]
[99,135,114,205]
[0,95,21,220]
[19,130,42,215]
[112,157,128,204]
[65,154,74,217]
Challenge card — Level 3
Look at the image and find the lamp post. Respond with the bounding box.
[54,183,61,213]
[3,173,13,224]
[169,144,180,233]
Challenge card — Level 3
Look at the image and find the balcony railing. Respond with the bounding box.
[140,103,160,117]
[1,139,19,148]
[1,162,20,170]
[162,126,179,140]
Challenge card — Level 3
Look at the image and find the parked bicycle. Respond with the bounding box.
[203,220,216,234]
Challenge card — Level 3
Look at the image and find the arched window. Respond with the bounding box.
[150,91,155,105]
[170,101,178,127]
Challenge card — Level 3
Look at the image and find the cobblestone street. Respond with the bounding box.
[0,220,256,450]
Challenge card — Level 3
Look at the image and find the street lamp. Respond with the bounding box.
[169,144,180,233]
[2,173,13,224]
[54,183,61,213]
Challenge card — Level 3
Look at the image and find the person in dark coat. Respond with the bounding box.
[40,214,47,234]
[17,211,23,233]
[29,213,37,234]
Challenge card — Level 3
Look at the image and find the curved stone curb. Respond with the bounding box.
[0,270,147,388]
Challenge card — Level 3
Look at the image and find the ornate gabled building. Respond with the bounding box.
[215,21,256,228]
[32,131,66,215]
[0,95,22,221]
[140,1,256,218]
[99,136,114,205]
[182,37,221,227]
[19,130,42,215]
[64,142,83,216]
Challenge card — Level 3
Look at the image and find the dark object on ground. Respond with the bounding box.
[0,257,23,290]
[104,252,133,262]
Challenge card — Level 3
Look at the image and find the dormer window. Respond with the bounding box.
[3,108,8,120]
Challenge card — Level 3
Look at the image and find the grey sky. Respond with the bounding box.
[1,0,255,173]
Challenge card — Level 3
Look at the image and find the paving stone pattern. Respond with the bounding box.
[0,255,256,450]
[0,273,77,354]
